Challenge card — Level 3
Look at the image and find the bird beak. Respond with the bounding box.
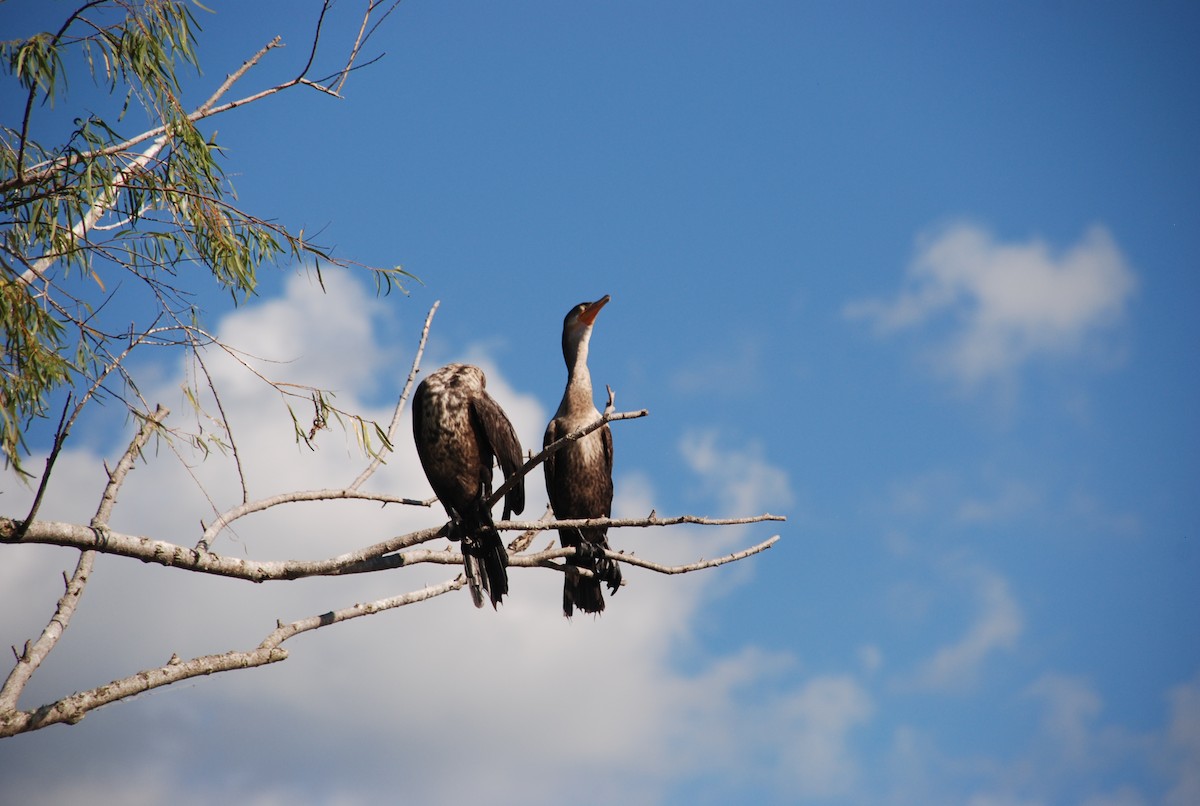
[579,295,611,326]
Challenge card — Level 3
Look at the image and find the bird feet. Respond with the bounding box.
[577,541,622,595]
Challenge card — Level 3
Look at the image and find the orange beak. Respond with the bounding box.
[578,294,611,326]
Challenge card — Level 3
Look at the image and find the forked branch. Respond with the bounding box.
[0,405,169,714]
[0,575,464,738]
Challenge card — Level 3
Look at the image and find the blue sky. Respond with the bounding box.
[2,2,1198,804]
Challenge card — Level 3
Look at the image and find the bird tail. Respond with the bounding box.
[462,518,509,609]
[562,534,622,617]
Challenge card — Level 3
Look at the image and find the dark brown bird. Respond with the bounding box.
[413,363,525,608]
[544,295,622,616]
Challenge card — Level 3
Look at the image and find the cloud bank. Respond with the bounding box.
[1,271,809,806]
[845,223,1137,385]
[4,271,1191,806]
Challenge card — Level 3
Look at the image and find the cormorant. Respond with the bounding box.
[544,295,622,616]
[412,363,525,608]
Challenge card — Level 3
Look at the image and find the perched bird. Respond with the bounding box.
[412,363,525,608]
[544,295,622,616]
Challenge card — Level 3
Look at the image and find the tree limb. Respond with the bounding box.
[1,511,784,582]
[196,488,431,551]
[0,405,169,713]
[386,536,782,577]
[0,574,465,738]
[485,407,649,512]
[596,535,780,576]
[497,513,787,532]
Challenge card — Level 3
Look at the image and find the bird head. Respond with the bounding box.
[562,295,610,362]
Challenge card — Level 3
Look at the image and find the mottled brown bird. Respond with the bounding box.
[544,295,622,616]
[413,363,525,608]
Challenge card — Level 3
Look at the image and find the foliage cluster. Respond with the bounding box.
[1,0,407,474]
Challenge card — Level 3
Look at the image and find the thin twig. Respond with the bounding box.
[508,504,554,554]
[15,323,161,538]
[192,351,248,504]
[497,513,787,532]
[13,396,73,540]
[331,535,783,578]
[197,488,431,550]
[331,0,386,94]
[92,405,169,526]
[596,535,780,575]
[196,37,285,117]
[14,1,107,182]
[349,300,439,491]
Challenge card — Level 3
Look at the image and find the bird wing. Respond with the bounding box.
[600,421,614,516]
[471,393,525,517]
[411,379,429,466]
[542,418,563,516]
[601,422,614,475]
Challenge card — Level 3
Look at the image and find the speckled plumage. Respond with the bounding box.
[413,363,525,608]
[544,296,622,616]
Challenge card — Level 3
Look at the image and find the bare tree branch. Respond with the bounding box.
[329,0,405,95]
[486,406,649,512]
[196,488,431,551]
[326,534,784,584]
[0,574,464,738]
[0,405,169,713]
[1,511,784,583]
[497,513,788,532]
[597,535,780,575]
[390,536,782,576]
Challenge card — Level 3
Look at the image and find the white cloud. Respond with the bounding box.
[680,429,793,518]
[1081,787,1150,806]
[669,335,765,397]
[1024,673,1103,763]
[771,675,874,798]
[666,430,794,580]
[912,564,1023,691]
[955,479,1040,524]
[845,222,1136,385]
[0,271,805,806]
[883,468,1040,528]
[877,665,1195,806]
[967,795,1044,806]
[858,643,884,674]
[1165,672,1200,806]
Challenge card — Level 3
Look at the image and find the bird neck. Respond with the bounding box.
[560,330,597,415]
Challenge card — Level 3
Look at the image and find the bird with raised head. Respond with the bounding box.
[412,363,525,608]
[544,295,622,616]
